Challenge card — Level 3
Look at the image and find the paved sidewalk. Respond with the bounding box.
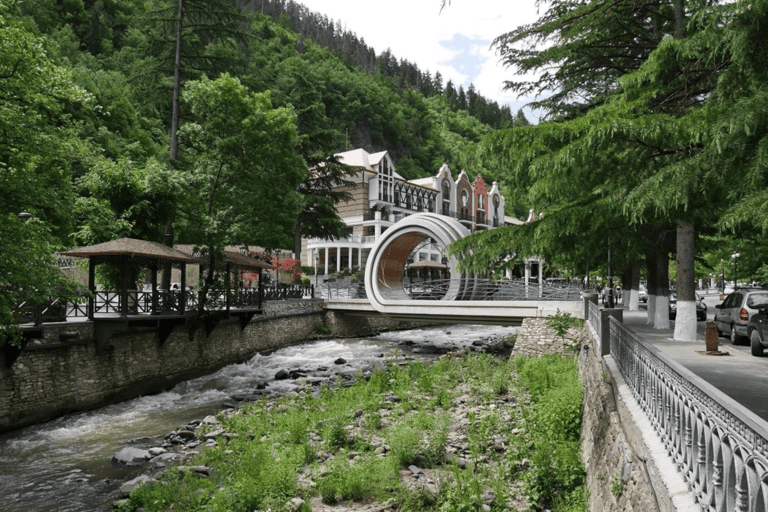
[616,304,768,424]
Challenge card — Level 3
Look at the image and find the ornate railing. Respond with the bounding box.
[319,280,366,300]
[262,284,313,300]
[322,277,582,302]
[607,316,768,511]
[14,286,285,324]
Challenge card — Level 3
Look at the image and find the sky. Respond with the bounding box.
[296,0,542,121]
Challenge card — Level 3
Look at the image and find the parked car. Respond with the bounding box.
[714,289,768,344]
[747,304,768,357]
[669,293,707,321]
[638,284,648,303]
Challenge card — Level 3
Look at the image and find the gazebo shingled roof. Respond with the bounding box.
[61,238,204,265]
[219,251,275,271]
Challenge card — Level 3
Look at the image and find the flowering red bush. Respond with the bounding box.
[271,256,302,282]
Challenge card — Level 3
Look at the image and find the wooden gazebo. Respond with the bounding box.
[195,250,275,328]
[61,238,204,319]
[408,259,450,280]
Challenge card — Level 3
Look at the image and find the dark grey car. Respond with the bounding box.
[714,289,768,344]
[748,305,768,357]
[669,293,707,321]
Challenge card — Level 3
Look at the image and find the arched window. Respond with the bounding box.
[478,195,485,210]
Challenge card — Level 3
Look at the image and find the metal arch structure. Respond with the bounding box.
[363,213,582,325]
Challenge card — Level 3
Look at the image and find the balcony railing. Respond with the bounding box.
[14,283,317,325]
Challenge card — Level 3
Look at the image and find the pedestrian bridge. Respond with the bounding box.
[325,213,582,325]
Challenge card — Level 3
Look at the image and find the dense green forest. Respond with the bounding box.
[1,0,525,334]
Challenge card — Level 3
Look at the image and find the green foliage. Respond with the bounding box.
[322,416,350,448]
[437,466,484,512]
[510,354,586,510]
[0,2,91,342]
[117,348,587,512]
[547,310,578,338]
[387,422,422,469]
[611,473,625,498]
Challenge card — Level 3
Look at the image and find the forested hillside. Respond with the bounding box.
[1,0,524,331]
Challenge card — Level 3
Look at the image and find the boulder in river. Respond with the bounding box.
[119,474,154,496]
[112,447,151,465]
[275,369,289,380]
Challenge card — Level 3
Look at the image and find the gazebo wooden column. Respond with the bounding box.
[151,266,159,315]
[258,267,263,308]
[88,257,96,320]
[225,262,231,314]
[121,256,129,317]
[179,263,187,315]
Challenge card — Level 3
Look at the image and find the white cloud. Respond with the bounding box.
[295,0,541,109]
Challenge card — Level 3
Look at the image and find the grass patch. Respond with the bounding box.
[116,351,587,511]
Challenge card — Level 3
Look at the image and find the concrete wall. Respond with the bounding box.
[0,300,423,432]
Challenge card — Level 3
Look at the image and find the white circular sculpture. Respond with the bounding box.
[364,213,471,314]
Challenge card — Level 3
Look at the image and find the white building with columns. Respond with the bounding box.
[301,148,513,276]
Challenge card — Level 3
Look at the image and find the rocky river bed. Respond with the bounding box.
[0,324,518,512]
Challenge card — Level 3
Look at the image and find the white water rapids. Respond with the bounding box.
[0,324,517,511]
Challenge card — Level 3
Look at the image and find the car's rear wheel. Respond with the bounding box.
[751,329,764,357]
[730,325,742,345]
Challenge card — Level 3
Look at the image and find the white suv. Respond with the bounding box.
[638,284,648,303]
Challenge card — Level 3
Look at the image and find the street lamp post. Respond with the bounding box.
[732,251,740,291]
[314,252,319,290]
[721,262,725,294]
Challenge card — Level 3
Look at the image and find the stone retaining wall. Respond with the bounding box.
[512,317,583,356]
[0,305,420,432]
[262,299,324,317]
[579,324,658,511]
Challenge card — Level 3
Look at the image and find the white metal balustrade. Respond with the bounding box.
[604,316,768,511]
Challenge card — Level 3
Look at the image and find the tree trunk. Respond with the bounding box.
[653,248,670,329]
[293,222,303,265]
[162,0,184,290]
[646,251,657,324]
[673,221,697,341]
[170,0,183,163]
[628,259,641,311]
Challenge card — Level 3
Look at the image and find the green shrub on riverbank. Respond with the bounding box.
[117,353,586,511]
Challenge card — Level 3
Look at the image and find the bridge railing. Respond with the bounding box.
[321,277,583,302]
[603,315,768,511]
[319,280,366,300]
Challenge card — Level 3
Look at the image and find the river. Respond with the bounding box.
[0,324,518,511]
